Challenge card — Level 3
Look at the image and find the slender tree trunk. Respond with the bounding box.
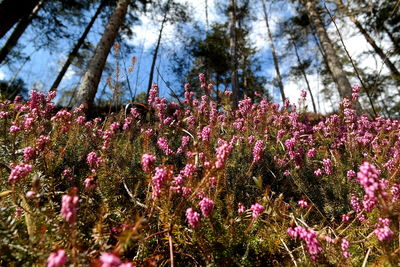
[146,7,168,97]
[0,0,44,64]
[305,0,353,99]
[75,0,129,110]
[229,0,239,108]
[261,0,285,102]
[383,25,400,54]
[336,0,400,81]
[0,0,40,39]
[292,39,317,113]
[205,0,209,34]
[49,0,105,92]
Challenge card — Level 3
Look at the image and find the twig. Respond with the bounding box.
[155,66,183,105]
[280,238,298,267]
[362,247,371,267]
[339,210,364,236]
[143,229,169,241]
[168,229,175,267]
[122,177,147,209]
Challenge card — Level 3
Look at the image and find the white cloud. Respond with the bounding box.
[0,70,5,80]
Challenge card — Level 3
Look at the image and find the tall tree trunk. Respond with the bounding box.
[305,0,353,99]
[261,0,285,102]
[336,0,400,81]
[292,39,317,113]
[0,0,40,39]
[75,0,129,110]
[49,0,105,92]
[383,25,400,54]
[0,0,44,64]
[229,0,239,108]
[205,0,209,34]
[146,5,169,97]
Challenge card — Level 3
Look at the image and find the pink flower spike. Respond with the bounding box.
[47,249,68,267]
[298,200,308,209]
[186,208,201,228]
[250,203,264,219]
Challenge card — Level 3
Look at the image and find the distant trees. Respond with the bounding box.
[1,0,400,116]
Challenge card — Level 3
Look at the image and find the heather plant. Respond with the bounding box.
[0,78,399,266]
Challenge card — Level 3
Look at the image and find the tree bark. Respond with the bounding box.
[0,0,40,39]
[75,0,129,110]
[0,0,44,64]
[261,0,286,102]
[305,0,353,99]
[383,25,400,54]
[336,0,400,81]
[292,39,317,113]
[229,0,239,108]
[146,4,169,97]
[205,0,209,34]
[49,0,106,92]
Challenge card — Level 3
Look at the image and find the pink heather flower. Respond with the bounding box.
[238,203,245,213]
[391,184,400,202]
[209,176,217,188]
[23,146,35,161]
[298,200,308,209]
[283,170,290,176]
[248,135,255,144]
[252,140,264,163]
[347,170,356,179]
[362,195,376,212]
[300,90,307,98]
[350,194,362,213]
[341,238,350,259]
[10,125,20,133]
[87,152,102,169]
[99,252,121,267]
[8,163,32,183]
[180,164,197,178]
[314,169,322,176]
[341,214,350,222]
[357,162,383,200]
[157,137,174,155]
[307,148,316,158]
[109,122,119,132]
[224,90,232,96]
[186,208,201,228]
[215,140,233,169]
[352,85,360,93]
[47,249,68,267]
[36,135,51,151]
[152,167,170,199]
[61,190,79,225]
[374,226,393,242]
[200,125,212,142]
[26,190,36,198]
[182,187,192,197]
[76,116,85,124]
[199,73,206,84]
[148,83,158,106]
[15,206,23,217]
[250,203,264,219]
[141,154,156,173]
[322,158,332,175]
[46,90,57,102]
[83,177,97,190]
[287,226,322,261]
[199,197,214,217]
